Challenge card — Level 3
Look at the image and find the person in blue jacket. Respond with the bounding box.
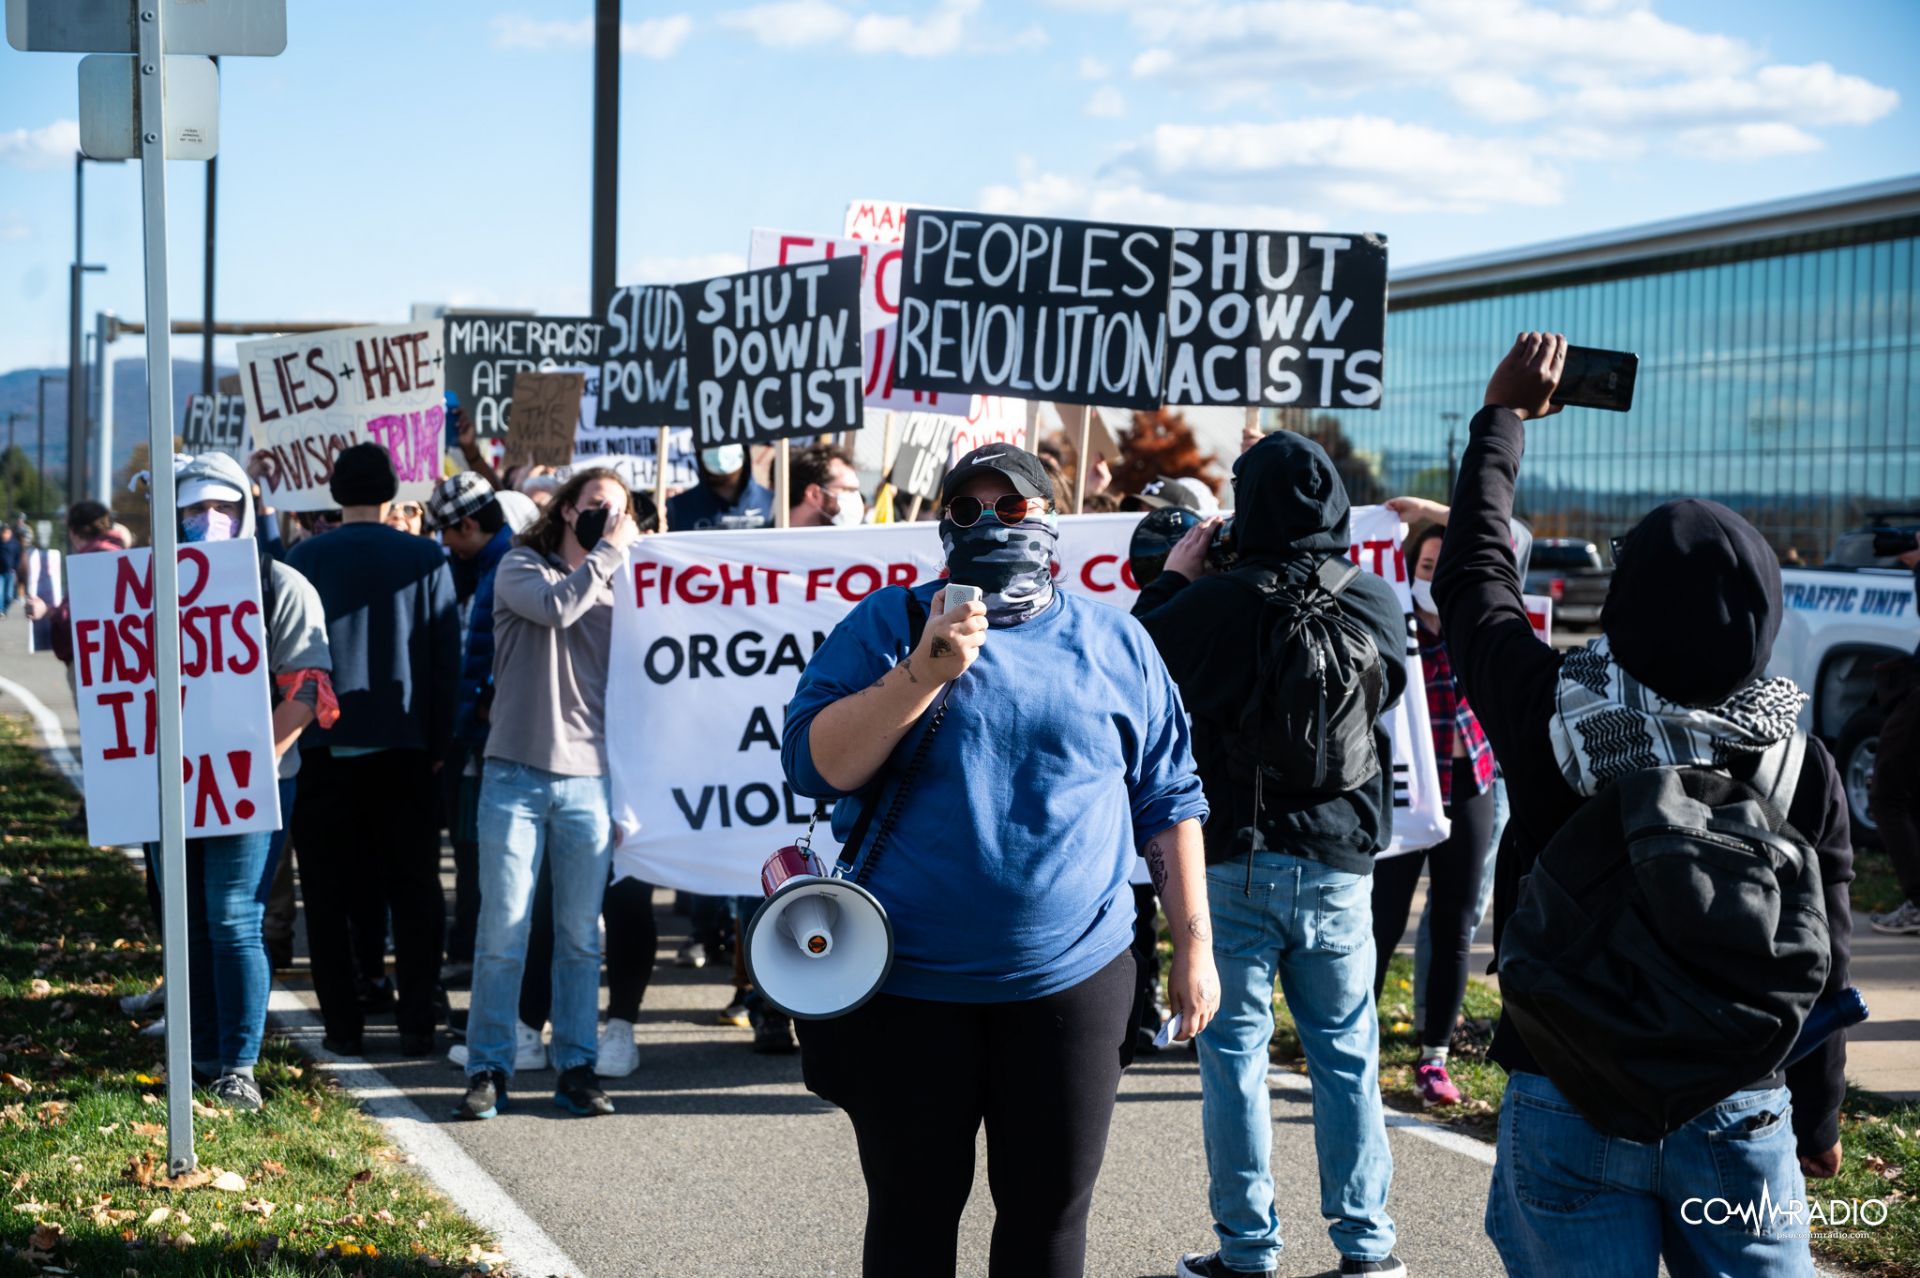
[781,445,1218,1278]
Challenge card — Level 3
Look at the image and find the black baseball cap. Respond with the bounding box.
[1131,476,1205,512]
[941,445,1053,505]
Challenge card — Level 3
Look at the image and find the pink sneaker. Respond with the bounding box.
[1414,1061,1462,1107]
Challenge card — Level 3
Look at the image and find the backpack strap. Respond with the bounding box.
[1746,732,1806,822]
[1312,554,1361,598]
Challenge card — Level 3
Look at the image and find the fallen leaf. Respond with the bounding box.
[13,1200,49,1214]
[172,1231,196,1248]
[1,1071,31,1094]
[131,1122,165,1138]
[256,1158,285,1177]
[36,1099,70,1126]
[154,1168,212,1191]
[27,979,50,997]
[144,1206,171,1227]
[133,1073,161,1086]
[97,1122,120,1135]
[140,1093,161,1107]
[239,1197,275,1218]
[211,1170,247,1193]
[189,1098,227,1119]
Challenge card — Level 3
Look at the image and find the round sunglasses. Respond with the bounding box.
[943,494,1046,528]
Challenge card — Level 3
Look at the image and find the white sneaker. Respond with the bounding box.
[139,1015,167,1038]
[1870,900,1920,936]
[120,984,164,1017]
[446,1022,547,1072]
[595,1019,638,1078]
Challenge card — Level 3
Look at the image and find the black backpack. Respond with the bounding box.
[1225,556,1387,798]
[1498,736,1830,1142]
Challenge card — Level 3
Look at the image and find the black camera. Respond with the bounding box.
[1129,509,1239,589]
[1870,524,1920,558]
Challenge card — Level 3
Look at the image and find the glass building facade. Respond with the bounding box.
[1278,178,1920,559]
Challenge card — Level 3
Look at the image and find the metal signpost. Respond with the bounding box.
[7,0,284,1178]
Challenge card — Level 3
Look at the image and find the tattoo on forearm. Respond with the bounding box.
[1187,916,1210,945]
[901,657,920,684]
[930,637,954,659]
[1145,837,1169,896]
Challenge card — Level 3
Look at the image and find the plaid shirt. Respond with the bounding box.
[1419,621,1495,809]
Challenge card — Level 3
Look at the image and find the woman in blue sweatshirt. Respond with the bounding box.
[781,445,1216,1278]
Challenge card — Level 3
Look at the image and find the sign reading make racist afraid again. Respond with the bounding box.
[67,539,280,847]
[1163,229,1387,409]
[679,256,865,448]
[240,321,445,513]
[892,210,1173,411]
[443,314,603,439]
[605,511,1447,896]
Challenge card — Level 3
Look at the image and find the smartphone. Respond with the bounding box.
[942,583,983,612]
[1552,346,1638,412]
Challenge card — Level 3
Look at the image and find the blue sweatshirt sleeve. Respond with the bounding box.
[1123,623,1210,847]
[782,586,916,801]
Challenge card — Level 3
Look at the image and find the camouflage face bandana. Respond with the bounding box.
[939,514,1060,626]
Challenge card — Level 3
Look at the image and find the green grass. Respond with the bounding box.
[0,716,501,1277]
[1851,847,1905,916]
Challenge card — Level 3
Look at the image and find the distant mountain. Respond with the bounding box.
[0,359,238,479]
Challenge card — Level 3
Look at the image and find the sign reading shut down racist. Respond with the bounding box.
[240,321,445,513]
[67,540,281,847]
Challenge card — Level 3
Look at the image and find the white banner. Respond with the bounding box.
[68,540,281,847]
[609,510,1445,895]
[239,321,445,513]
[562,364,698,494]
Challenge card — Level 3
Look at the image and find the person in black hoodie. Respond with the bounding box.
[1135,432,1409,1278]
[1434,333,1852,1277]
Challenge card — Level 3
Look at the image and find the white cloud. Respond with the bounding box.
[489,14,693,58]
[1449,74,1548,124]
[0,219,29,242]
[1674,122,1823,160]
[1567,62,1898,129]
[1080,55,1112,79]
[719,1,850,47]
[0,120,79,171]
[620,253,750,283]
[980,170,1325,230]
[1085,85,1128,117]
[720,0,996,57]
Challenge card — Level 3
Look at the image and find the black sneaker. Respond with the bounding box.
[357,977,396,1014]
[1340,1258,1407,1277]
[321,1032,364,1057]
[748,1002,798,1055]
[454,1069,507,1120]
[209,1073,264,1112]
[675,940,708,969]
[553,1065,614,1116]
[1176,1252,1274,1278]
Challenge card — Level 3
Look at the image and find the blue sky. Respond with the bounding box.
[1,0,1915,376]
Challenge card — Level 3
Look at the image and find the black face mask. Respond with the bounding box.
[573,505,611,548]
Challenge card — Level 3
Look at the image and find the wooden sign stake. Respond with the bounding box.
[1073,404,1092,515]
[1025,400,1040,454]
[654,425,671,531]
[775,439,792,529]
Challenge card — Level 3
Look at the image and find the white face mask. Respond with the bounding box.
[1411,577,1437,616]
[830,493,865,528]
[701,445,745,476]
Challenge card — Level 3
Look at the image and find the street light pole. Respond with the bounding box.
[589,0,620,316]
[202,59,218,396]
[36,373,65,506]
[69,153,121,506]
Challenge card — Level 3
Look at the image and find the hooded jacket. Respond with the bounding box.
[1133,432,1408,874]
[1432,405,1853,1159]
[172,453,333,781]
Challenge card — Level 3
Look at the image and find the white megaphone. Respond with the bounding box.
[745,842,894,1020]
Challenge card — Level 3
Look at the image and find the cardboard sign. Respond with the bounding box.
[444,313,602,439]
[597,285,692,429]
[844,199,911,243]
[239,321,445,513]
[886,412,958,500]
[606,509,1447,895]
[506,370,583,468]
[217,373,242,396]
[68,540,280,846]
[749,228,971,415]
[182,394,248,459]
[893,210,1173,411]
[1164,229,1387,409]
[679,257,865,448]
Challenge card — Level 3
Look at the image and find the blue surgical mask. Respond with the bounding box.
[939,514,1060,625]
[701,445,745,476]
[182,511,238,543]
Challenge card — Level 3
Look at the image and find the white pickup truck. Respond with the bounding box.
[1768,565,1917,844]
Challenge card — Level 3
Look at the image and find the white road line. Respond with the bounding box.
[1268,1069,1496,1167]
[0,673,82,790]
[0,672,586,1278]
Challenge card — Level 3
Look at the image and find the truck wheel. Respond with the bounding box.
[1837,709,1885,848]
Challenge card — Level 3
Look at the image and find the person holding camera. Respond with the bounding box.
[1868,528,1920,936]
[782,446,1216,1278]
[1134,432,1409,1278]
[1436,333,1853,1276]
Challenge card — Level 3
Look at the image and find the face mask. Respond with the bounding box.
[573,505,612,548]
[182,511,238,543]
[830,494,865,528]
[940,513,1060,625]
[701,445,745,476]
[1411,577,1437,615]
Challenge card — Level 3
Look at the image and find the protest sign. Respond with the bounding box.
[1164,229,1387,409]
[217,373,242,396]
[67,540,280,847]
[444,313,602,439]
[749,228,971,415]
[550,363,699,495]
[948,394,1029,461]
[597,285,692,429]
[506,370,583,468]
[607,509,1445,895]
[844,199,911,243]
[886,412,958,500]
[680,257,865,447]
[239,321,444,513]
[894,210,1173,411]
[182,394,248,459]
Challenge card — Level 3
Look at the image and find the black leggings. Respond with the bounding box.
[1371,758,1496,1050]
[521,871,658,1027]
[795,949,1136,1278]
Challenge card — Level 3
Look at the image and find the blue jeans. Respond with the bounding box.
[1413,776,1507,1027]
[0,571,15,614]
[1197,853,1396,1271]
[467,760,612,1078]
[154,819,279,1077]
[1487,1072,1813,1278]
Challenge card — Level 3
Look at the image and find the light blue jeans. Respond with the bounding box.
[1487,1072,1813,1278]
[466,760,612,1079]
[1197,853,1397,1272]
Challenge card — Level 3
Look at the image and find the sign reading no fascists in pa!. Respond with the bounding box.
[605,509,1447,897]
[239,321,445,513]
